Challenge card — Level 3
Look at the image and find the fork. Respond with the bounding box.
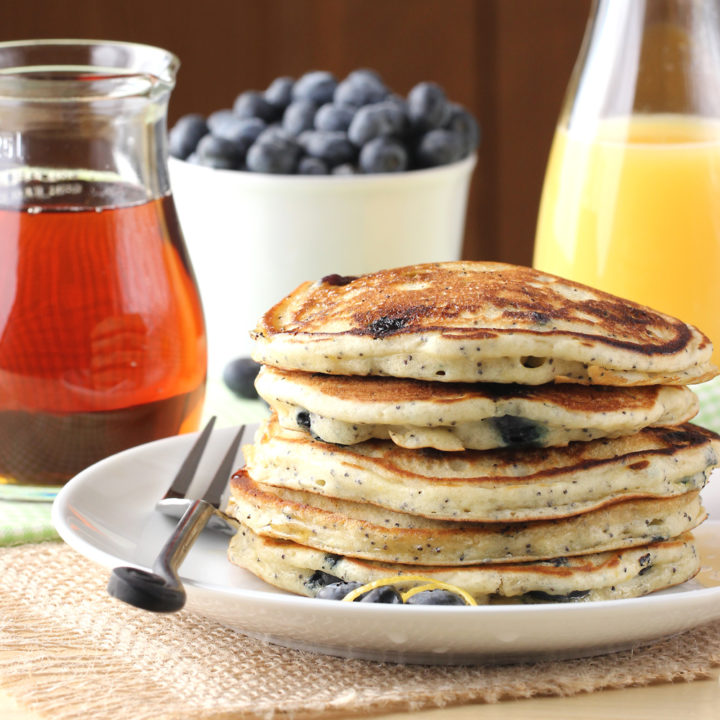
[107,418,245,613]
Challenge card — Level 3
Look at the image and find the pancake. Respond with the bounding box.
[256,365,699,451]
[251,262,717,386]
[228,470,706,565]
[243,416,720,521]
[228,524,700,603]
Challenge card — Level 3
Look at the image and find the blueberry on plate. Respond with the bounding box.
[292,71,338,105]
[356,586,403,604]
[265,76,294,110]
[314,103,354,133]
[169,114,208,159]
[298,156,329,175]
[222,357,261,398]
[315,580,362,600]
[233,90,278,123]
[195,134,241,169]
[359,136,408,173]
[405,589,466,605]
[416,128,464,167]
[407,81,451,131]
[335,71,387,108]
[282,99,318,136]
[348,101,406,146]
[301,130,356,167]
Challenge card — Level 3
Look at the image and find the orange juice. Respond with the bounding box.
[534,114,720,365]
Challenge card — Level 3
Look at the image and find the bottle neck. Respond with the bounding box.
[563,0,720,132]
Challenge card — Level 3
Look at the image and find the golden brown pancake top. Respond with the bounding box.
[255,262,710,358]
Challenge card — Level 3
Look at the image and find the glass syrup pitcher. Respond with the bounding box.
[0,40,207,486]
[533,0,720,364]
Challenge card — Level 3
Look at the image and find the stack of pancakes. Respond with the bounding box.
[227,262,720,603]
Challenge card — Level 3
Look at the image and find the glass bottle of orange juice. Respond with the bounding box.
[534,0,720,365]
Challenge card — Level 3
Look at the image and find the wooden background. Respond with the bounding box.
[2,0,591,265]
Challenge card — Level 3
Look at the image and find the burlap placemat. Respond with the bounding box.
[1,542,720,720]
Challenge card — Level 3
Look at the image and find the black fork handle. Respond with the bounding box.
[107,499,215,612]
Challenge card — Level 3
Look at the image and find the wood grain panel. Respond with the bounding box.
[492,0,590,264]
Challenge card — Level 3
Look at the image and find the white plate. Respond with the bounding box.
[52,425,720,665]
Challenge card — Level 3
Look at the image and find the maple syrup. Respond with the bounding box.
[0,181,207,485]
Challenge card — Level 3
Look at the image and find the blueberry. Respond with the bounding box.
[490,415,546,448]
[298,156,329,175]
[191,153,235,170]
[292,71,338,105]
[301,130,356,167]
[406,589,466,606]
[445,103,480,156]
[265,76,294,109]
[256,125,295,145]
[168,114,208,159]
[359,137,408,173]
[296,130,313,150]
[385,93,408,114]
[315,580,362,600]
[207,109,236,136]
[222,357,261,398]
[367,314,409,337]
[335,72,388,108]
[247,143,298,174]
[283,99,318,136]
[321,273,358,285]
[233,90,278,123]
[306,570,341,590]
[407,81,450,131]
[246,129,301,174]
[314,103,354,133]
[346,68,384,86]
[416,128,464,167]
[357,586,403,604]
[332,163,357,175]
[195,133,241,169]
[348,101,406,146]
[212,115,267,156]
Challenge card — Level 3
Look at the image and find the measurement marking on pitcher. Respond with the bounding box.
[0,132,23,162]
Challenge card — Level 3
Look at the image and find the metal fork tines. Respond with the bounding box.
[157,416,245,533]
[107,418,245,613]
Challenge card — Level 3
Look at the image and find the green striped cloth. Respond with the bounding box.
[0,498,59,545]
[694,375,720,431]
[2,375,720,548]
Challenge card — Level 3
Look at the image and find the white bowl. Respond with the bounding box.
[169,155,476,374]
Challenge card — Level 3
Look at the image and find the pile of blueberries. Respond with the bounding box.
[309,571,468,605]
[169,69,479,175]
